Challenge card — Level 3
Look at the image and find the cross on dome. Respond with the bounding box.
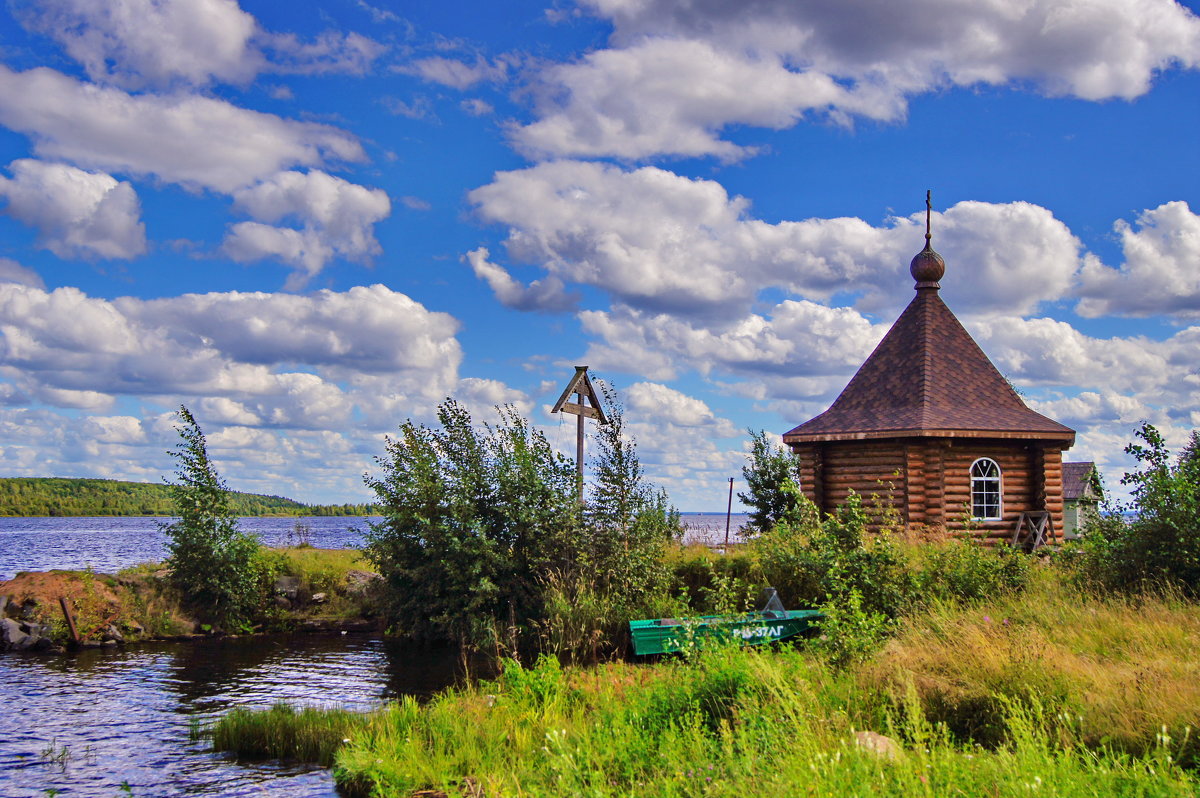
[910,189,945,289]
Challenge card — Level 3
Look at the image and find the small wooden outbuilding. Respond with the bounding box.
[782,212,1076,541]
[1061,461,1100,539]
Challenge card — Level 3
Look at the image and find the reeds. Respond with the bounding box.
[200,702,365,767]
[326,644,1196,797]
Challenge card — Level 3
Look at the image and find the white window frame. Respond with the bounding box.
[970,457,1002,521]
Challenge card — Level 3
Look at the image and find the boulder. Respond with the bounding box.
[20,621,49,638]
[32,637,58,653]
[1,617,29,650]
[310,592,328,604]
[20,598,39,621]
[854,730,902,762]
[274,576,300,600]
[344,569,381,596]
[0,594,9,615]
[102,624,125,644]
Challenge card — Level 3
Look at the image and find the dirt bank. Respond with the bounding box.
[0,548,382,653]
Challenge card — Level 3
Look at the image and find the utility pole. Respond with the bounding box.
[724,477,734,551]
[550,366,609,503]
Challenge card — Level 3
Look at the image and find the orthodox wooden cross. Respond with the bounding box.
[551,365,609,502]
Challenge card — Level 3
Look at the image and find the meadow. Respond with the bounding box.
[206,563,1200,797]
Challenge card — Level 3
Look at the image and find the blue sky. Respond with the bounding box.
[0,0,1198,509]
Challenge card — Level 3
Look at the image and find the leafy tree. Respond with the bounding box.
[364,390,681,651]
[584,386,681,607]
[1080,423,1200,595]
[162,406,272,629]
[738,429,804,533]
[364,400,580,646]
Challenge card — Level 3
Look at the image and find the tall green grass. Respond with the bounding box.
[198,703,365,767]
[862,568,1200,763]
[208,565,1200,796]
[328,645,1196,797]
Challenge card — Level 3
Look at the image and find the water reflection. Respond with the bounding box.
[0,634,468,797]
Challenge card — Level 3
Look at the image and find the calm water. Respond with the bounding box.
[680,512,752,545]
[0,516,445,797]
[0,514,748,581]
[0,516,372,580]
[0,633,468,797]
[0,513,746,796]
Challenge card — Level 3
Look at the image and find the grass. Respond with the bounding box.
[197,703,365,767]
[1,547,378,645]
[861,568,1200,762]
[208,570,1200,796]
[268,546,378,622]
[271,546,369,592]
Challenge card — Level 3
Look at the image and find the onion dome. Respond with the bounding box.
[910,190,944,289]
[910,238,945,288]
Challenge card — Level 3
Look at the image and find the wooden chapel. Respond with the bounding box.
[782,199,1076,542]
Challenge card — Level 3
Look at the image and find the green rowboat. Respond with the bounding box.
[628,589,823,655]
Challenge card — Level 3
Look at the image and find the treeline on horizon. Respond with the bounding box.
[0,477,376,518]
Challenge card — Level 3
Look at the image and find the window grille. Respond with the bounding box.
[970,458,1002,520]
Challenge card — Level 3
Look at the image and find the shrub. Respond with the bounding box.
[162,406,272,630]
[1078,424,1200,596]
[364,393,679,653]
[364,400,579,647]
[914,537,1032,602]
[582,386,681,613]
[811,588,893,668]
[755,491,912,619]
[665,544,758,613]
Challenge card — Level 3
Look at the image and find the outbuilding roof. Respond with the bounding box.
[1062,461,1097,501]
[784,214,1076,446]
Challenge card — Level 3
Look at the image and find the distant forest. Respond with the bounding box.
[0,477,377,517]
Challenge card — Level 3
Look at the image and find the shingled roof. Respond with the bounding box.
[784,225,1076,446]
[1062,462,1097,501]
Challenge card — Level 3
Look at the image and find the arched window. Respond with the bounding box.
[971,458,1002,520]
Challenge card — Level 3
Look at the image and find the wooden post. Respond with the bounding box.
[724,477,734,551]
[551,366,610,505]
[576,402,585,500]
[59,596,79,643]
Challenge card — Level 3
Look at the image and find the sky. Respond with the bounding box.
[0,0,1198,510]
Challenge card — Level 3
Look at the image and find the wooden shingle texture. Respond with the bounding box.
[784,287,1074,444]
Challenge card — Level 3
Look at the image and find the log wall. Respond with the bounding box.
[789,437,1068,541]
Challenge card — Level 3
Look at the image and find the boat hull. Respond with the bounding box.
[628,610,823,656]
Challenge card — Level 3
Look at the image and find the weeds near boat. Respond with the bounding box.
[209,572,1200,796]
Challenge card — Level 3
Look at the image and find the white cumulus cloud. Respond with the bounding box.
[0,159,146,260]
[1076,201,1200,317]
[405,56,507,89]
[222,170,391,286]
[15,0,383,89]
[0,65,365,193]
[625,381,739,437]
[515,0,1200,159]
[0,283,463,430]
[470,161,1082,319]
[0,258,45,289]
[464,247,579,313]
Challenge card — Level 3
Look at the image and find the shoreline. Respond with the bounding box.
[1,547,382,656]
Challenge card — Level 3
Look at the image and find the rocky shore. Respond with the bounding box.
[1,550,382,655]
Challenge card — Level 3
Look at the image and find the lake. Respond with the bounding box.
[0,513,749,796]
[0,513,751,581]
